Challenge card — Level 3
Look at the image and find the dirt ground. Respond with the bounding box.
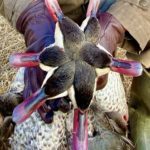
[0,15,25,94]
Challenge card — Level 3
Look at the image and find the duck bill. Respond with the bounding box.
[73,109,88,150]
[86,0,101,17]
[9,53,39,67]
[45,0,63,22]
[110,58,143,77]
[12,88,48,124]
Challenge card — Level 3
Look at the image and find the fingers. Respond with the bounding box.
[38,97,72,123]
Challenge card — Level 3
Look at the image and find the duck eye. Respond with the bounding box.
[123,115,128,122]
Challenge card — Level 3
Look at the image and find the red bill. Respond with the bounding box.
[9,53,39,67]
[13,88,48,124]
[45,0,63,22]
[73,109,88,150]
[86,0,101,17]
[110,58,143,77]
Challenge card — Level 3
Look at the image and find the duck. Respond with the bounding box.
[9,0,142,149]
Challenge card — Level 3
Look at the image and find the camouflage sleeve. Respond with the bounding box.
[108,0,150,68]
[0,0,32,27]
[108,0,150,51]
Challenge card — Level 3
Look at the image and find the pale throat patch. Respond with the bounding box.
[97,44,112,56]
[95,67,110,77]
[43,43,55,51]
[68,85,77,109]
[80,17,90,31]
[41,66,58,87]
[55,22,64,49]
[47,91,68,100]
[41,65,68,100]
